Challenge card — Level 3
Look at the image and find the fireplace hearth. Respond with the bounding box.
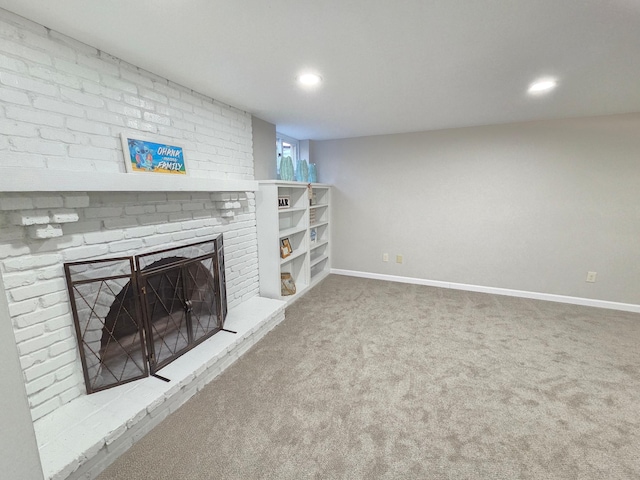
[64,236,228,393]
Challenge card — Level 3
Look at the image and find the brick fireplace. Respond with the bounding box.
[1,189,257,421]
[0,9,285,480]
[0,187,287,479]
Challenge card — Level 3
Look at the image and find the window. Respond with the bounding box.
[276,133,299,179]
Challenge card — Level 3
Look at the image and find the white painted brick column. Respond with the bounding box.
[0,6,262,429]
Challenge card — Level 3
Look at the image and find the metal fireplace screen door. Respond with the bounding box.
[64,256,148,394]
[136,249,223,374]
[65,236,228,394]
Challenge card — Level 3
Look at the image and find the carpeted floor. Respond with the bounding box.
[97,274,640,480]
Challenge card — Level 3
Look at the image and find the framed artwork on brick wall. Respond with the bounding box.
[121,133,187,175]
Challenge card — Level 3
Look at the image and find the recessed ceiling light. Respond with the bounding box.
[528,78,558,94]
[297,73,322,87]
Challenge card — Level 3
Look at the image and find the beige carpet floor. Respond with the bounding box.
[97,274,640,480]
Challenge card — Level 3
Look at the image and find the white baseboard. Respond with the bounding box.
[330,269,640,313]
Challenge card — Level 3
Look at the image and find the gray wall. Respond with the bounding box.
[252,116,277,180]
[0,274,43,479]
[314,113,640,304]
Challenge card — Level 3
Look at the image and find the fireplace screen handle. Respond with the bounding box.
[184,299,193,313]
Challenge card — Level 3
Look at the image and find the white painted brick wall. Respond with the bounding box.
[0,191,260,422]
[0,9,261,425]
[0,8,254,180]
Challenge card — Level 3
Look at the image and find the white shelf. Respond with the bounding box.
[279,225,307,239]
[280,248,306,266]
[310,221,329,229]
[279,206,307,214]
[310,254,329,268]
[258,180,331,187]
[0,167,257,192]
[310,240,329,251]
[256,181,331,306]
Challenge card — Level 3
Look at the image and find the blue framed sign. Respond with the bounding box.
[121,133,187,175]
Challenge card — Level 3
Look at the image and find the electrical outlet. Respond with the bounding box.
[383,253,389,262]
[396,254,403,264]
[586,271,597,283]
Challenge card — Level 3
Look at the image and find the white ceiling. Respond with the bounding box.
[1,0,639,140]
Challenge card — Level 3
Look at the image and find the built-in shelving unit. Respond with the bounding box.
[307,185,331,288]
[256,181,331,305]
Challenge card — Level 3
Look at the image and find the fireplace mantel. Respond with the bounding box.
[0,167,257,193]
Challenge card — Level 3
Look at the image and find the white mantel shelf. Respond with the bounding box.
[0,168,258,193]
[258,180,331,187]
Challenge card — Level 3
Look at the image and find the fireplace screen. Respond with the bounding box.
[64,236,227,394]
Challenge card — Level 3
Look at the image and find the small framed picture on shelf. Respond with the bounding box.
[278,195,290,209]
[280,237,293,258]
[281,272,296,296]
